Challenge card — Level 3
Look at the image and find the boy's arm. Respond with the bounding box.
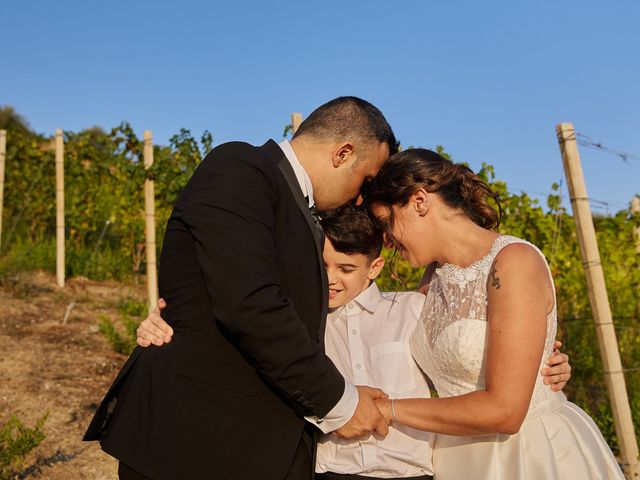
[542,340,571,391]
[136,298,173,347]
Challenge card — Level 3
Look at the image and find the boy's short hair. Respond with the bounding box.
[321,204,383,261]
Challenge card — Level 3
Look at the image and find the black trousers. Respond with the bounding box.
[316,473,433,480]
[285,430,314,480]
[118,462,152,480]
[118,433,312,480]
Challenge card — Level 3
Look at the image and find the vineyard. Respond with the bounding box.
[1,106,639,462]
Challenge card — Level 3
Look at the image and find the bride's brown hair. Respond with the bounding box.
[362,148,502,232]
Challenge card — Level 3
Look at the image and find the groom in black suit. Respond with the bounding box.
[84,97,398,480]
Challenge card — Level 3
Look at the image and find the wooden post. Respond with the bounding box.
[55,129,65,288]
[556,122,639,478]
[632,196,640,253]
[143,131,158,312]
[291,113,303,134]
[0,130,5,253]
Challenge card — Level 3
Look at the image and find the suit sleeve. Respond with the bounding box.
[182,148,345,418]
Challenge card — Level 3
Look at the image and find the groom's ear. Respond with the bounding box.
[332,142,355,168]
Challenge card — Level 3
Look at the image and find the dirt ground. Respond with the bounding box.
[0,271,146,480]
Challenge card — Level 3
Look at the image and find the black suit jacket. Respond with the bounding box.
[84,140,345,480]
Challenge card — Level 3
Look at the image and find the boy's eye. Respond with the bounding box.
[340,268,355,273]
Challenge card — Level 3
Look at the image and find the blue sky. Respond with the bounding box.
[2,0,639,212]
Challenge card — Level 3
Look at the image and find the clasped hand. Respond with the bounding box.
[333,385,390,440]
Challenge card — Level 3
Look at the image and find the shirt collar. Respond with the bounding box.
[279,140,314,208]
[327,282,383,321]
[353,281,383,313]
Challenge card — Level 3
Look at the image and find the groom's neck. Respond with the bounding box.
[289,136,327,193]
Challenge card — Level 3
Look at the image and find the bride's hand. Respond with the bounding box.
[374,398,394,424]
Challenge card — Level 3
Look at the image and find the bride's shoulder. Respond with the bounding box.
[490,240,553,294]
[494,240,547,270]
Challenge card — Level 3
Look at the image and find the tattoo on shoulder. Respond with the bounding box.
[489,262,501,290]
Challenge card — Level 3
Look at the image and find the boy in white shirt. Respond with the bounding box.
[311,206,435,480]
[136,205,571,480]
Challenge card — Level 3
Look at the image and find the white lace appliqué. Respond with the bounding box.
[410,235,559,410]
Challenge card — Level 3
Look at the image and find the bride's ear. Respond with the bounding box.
[412,188,429,217]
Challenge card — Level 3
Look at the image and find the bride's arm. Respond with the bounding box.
[379,243,553,436]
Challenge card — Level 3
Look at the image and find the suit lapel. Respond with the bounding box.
[260,140,329,345]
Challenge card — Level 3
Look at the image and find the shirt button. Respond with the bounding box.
[348,304,354,309]
[355,363,362,369]
[352,329,358,335]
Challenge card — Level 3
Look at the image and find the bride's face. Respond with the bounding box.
[370,202,428,268]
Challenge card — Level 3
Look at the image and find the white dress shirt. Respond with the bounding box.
[316,282,435,478]
[278,140,359,433]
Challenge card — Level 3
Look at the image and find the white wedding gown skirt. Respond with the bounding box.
[432,392,624,479]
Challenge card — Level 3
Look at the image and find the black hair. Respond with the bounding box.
[293,96,399,155]
[321,204,383,261]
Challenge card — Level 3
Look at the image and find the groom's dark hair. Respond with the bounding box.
[293,96,399,155]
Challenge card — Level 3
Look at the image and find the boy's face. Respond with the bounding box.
[323,240,385,309]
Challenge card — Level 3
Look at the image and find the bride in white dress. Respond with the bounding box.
[362,148,624,479]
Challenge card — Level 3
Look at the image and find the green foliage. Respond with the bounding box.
[0,106,33,137]
[0,414,47,479]
[99,297,147,355]
[118,297,148,317]
[282,123,294,139]
[0,117,211,280]
[99,313,139,355]
[0,238,55,278]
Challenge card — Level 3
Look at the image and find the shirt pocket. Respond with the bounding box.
[369,341,417,394]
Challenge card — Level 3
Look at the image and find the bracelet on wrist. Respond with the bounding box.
[391,399,398,423]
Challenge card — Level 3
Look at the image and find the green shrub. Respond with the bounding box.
[118,297,148,317]
[98,314,139,356]
[0,414,47,480]
[99,297,146,355]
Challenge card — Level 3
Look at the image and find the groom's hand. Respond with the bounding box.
[136,298,173,347]
[333,386,389,440]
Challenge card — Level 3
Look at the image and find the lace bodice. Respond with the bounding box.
[410,235,559,412]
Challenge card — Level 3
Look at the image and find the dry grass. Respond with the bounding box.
[0,271,145,479]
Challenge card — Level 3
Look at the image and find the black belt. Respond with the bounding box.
[316,472,433,480]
